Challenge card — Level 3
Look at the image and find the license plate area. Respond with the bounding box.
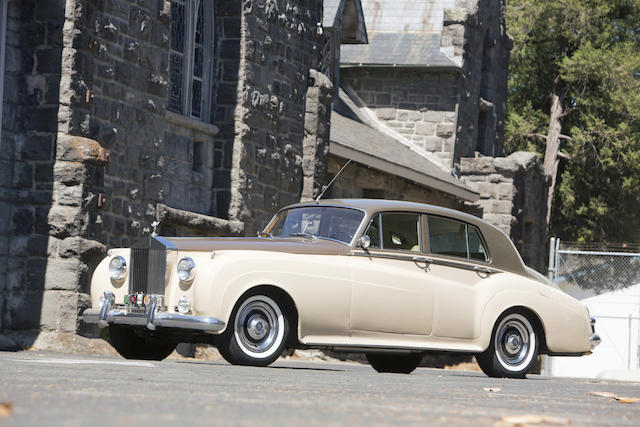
[123,293,166,313]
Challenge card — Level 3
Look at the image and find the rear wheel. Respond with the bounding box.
[108,326,176,361]
[366,353,423,374]
[476,312,539,379]
[217,293,290,366]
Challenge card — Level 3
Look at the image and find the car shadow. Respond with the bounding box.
[173,359,348,372]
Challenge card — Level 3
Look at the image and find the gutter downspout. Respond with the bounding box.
[450,94,460,175]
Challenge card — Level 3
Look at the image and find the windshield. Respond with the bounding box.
[265,206,365,244]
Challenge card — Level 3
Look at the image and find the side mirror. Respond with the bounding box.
[358,235,371,249]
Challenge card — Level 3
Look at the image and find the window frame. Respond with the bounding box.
[425,214,491,264]
[168,0,216,122]
[363,211,423,254]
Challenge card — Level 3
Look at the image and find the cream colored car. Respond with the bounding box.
[83,199,600,378]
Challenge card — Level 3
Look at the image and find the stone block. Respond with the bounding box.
[415,122,435,136]
[11,206,34,235]
[498,183,514,200]
[6,291,43,330]
[376,108,396,120]
[436,122,455,138]
[44,259,83,291]
[423,111,443,123]
[490,200,513,215]
[423,136,442,152]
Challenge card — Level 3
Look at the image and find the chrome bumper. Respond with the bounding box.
[589,317,601,349]
[82,292,225,333]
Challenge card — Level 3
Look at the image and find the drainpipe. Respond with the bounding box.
[449,95,461,175]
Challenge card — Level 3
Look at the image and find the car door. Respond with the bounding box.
[349,212,434,336]
[426,215,494,339]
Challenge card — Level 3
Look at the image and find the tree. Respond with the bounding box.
[505,0,640,242]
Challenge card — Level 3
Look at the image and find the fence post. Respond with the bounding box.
[629,314,633,370]
[548,237,556,280]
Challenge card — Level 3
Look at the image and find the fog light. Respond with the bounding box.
[177,296,191,314]
[177,257,196,282]
[109,256,127,280]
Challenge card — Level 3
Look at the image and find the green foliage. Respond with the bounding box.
[505,0,640,242]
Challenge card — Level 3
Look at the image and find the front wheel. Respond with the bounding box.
[217,293,290,366]
[366,353,423,374]
[476,312,539,379]
[108,326,176,361]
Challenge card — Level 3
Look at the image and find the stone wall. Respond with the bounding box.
[459,152,549,271]
[0,0,69,332]
[327,156,466,211]
[229,0,326,233]
[447,0,511,160]
[340,68,458,168]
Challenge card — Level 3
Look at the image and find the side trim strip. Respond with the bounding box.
[351,251,501,274]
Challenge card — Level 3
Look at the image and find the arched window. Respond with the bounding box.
[168,0,215,122]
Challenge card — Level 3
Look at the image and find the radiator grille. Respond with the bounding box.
[129,237,167,295]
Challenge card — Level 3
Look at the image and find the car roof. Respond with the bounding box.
[280,198,530,277]
[282,198,486,226]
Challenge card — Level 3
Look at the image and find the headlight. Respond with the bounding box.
[109,256,127,280]
[177,257,195,282]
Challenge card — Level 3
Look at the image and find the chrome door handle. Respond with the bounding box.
[473,265,493,274]
[412,256,432,263]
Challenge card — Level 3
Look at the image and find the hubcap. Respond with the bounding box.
[233,295,284,358]
[494,314,535,370]
[246,314,269,341]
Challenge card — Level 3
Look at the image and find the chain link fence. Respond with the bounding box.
[549,238,640,293]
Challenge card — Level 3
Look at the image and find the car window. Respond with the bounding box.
[468,225,488,261]
[380,213,421,252]
[364,214,381,249]
[428,216,489,262]
[428,216,467,258]
[267,207,365,244]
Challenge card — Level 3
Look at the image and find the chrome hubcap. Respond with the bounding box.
[246,314,269,341]
[234,297,281,355]
[495,315,534,369]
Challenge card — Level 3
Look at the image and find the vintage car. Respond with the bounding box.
[83,199,600,378]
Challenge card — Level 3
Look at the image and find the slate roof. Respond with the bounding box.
[323,0,343,27]
[341,32,459,68]
[329,91,477,201]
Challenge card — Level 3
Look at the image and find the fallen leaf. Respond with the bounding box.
[588,391,617,398]
[484,387,502,392]
[0,403,12,418]
[499,414,570,426]
[614,397,639,404]
[588,391,638,403]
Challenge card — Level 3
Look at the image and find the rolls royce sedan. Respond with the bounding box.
[83,199,600,378]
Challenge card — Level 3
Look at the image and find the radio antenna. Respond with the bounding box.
[315,159,352,202]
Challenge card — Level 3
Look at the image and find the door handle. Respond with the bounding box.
[411,256,431,263]
[473,265,494,274]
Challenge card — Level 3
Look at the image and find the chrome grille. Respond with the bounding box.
[129,237,168,295]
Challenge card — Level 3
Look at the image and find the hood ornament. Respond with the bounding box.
[151,220,160,237]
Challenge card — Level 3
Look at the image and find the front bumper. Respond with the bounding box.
[83,292,225,333]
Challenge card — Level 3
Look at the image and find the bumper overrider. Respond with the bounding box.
[83,291,226,333]
[589,317,601,350]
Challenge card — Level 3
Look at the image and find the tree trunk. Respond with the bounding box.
[543,89,564,228]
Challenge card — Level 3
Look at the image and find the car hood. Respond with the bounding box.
[159,236,352,255]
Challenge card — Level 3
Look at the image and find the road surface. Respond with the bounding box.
[0,350,638,426]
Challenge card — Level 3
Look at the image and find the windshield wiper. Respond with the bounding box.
[286,232,318,241]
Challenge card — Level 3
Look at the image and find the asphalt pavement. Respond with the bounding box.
[0,350,639,426]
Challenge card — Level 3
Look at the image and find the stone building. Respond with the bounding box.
[0,0,546,342]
